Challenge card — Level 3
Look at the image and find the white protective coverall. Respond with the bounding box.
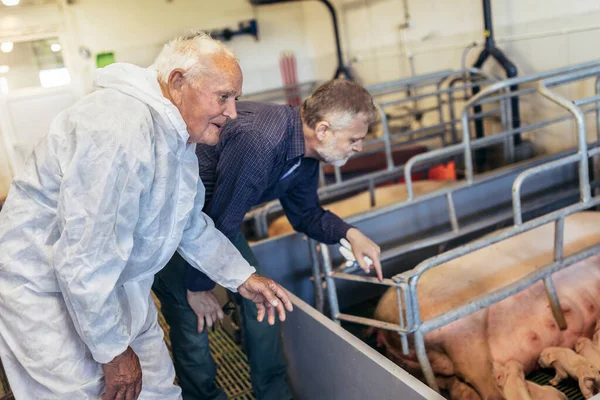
[0,63,256,399]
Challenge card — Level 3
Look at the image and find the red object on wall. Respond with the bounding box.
[279,52,302,106]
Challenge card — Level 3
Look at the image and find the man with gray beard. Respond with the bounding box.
[152,79,382,400]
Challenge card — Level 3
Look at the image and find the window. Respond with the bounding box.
[39,67,71,88]
[0,37,71,91]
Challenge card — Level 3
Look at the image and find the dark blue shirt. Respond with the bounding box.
[185,101,353,291]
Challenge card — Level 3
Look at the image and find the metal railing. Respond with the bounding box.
[315,62,600,393]
[248,61,600,240]
[246,68,503,238]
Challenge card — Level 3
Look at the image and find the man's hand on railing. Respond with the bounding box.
[340,228,383,281]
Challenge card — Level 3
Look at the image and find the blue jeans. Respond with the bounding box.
[152,233,292,400]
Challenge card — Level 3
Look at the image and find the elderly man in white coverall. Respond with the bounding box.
[0,32,293,400]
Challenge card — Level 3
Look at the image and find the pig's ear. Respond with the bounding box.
[492,362,506,387]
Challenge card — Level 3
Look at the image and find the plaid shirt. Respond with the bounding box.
[185,101,353,291]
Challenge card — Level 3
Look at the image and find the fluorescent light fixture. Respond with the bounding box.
[1,0,20,6]
[1,42,14,53]
[39,68,71,88]
[0,65,10,74]
[50,43,62,53]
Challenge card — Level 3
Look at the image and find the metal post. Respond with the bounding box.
[446,192,459,233]
[461,108,475,183]
[318,164,326,188]
[375,102,395,170]
[436,81,446,146]
[368,179,376,207]
[414,329,439,392]
[395,286,409,355]
[334,165,342,184]
[539,83,591,203]
[319,244,341,323]
[542,217,568,330]
[448,81,459,144]
[596,77,600,144]
[309,239,325,313]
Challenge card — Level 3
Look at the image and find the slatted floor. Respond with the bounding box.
[154,294,256,400]
[527,369,585,400]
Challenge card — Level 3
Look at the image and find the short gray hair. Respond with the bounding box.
[153,30,238,86]
[301,79,377,131]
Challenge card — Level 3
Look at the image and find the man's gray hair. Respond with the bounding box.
[301,79,377,131]
[153,30,238,86]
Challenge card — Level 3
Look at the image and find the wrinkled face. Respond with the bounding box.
[315,114,369,166]
[168,54,243,144]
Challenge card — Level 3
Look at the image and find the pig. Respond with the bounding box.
[267,180,452,237]
[493,360,532,400]
[438,376,482,400]
[538,347,600,398]
[525,381,567,400]
[575,337,600,368]
[372,211,600,400]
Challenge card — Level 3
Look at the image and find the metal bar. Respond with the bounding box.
[545,66,600,87]
[379,82,497,108]
[366,69,455,93]
[446,192,459,232]
[308,239,325,313]
[405,144,462,200]
[334,165,342,184]
[380,184,583,264]
[543,275,567,330]
[371,68,492,97]
[347,144,599,226]
[335,313,406,332]
[318,164,326,188]
[472,105,599,150]
[597,77,600,143]
[331,273,399,286]
[512,154,580,225]
[377,102,395,170]
[554,217,564,262]
[419,241,600,334]
[262,88,600,219]
[457,64,600,176]
[401,281,414,337]
[476,87,537,107]
[574,94,600,107]
[368,179,376,207]
[319,244,341,323]
[255,128,599,238]
[399,194,600,284]
[448,79,459,144]
[401,196,600,289]
[538,83,591,203]
[462,106,475,183]
[436,81,446,144]
[546,216,567,330]
[393,108,499,140]
[387,104,445,121]
[414,327,438,392]
[500,95,511,162]
[590,146,600,157]
[396,286,410,355]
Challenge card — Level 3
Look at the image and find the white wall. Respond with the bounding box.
[2,0,600,196]
[60,0,600,151]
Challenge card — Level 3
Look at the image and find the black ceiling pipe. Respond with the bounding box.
[471,0,521,169]
[249,0,353,80]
